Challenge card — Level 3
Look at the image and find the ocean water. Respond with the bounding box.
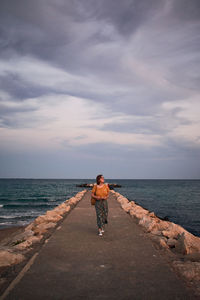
[0,179,199,237]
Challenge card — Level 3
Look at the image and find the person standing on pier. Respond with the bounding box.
[91,174,110,236]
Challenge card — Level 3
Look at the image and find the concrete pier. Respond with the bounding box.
[2,191,195,299]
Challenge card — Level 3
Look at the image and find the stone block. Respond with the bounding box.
[175,232,200,255]
[33,222,57,235]
[0,250,25,267]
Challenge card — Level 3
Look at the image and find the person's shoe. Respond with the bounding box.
[98,230,103,236]
[101,228,105,233]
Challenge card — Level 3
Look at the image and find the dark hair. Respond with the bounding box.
[96,174,103,185]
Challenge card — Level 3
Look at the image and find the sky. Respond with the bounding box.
[0,0,200,179]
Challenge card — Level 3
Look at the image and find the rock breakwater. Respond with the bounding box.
[76,183,122,188]
[0,190,86,269]
[111,190,200,295]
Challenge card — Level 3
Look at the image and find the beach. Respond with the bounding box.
[0,227,25,243]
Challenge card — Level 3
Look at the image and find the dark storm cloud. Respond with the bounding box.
[172,0,200,21]
[0,0,199,112]
[0,0,73,68]
[0,0,165,66]
[1,0,199,108]
[66,0,165,36]
[0,74,52,100]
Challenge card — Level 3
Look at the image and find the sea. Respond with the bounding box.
[0,179,199,237]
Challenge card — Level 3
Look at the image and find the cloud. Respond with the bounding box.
[0,0,200,178]
[162,96,200,147]
[171,0,200,22]
[0,94,163,152]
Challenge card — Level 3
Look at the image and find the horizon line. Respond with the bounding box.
[0,177,199,180]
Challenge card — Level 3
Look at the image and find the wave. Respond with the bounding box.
[0,215,19,219]
[14,197,54,202]
[2,203,57,209]
[0,197,63,204]
[0,215,34,220]
[0,220,32,227]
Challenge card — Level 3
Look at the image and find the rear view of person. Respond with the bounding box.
[91,174,110,236]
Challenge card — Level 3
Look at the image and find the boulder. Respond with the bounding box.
[33,222,57,235]
[42,211,63,223]
[150,230,163,236]
[121,202,133,212]
[67,197,78,205]
[167,238,178,248]
[57,203,68,209]
[151,236,169,249]
[54,204,71,216]
[116,195,124,202]
[14,235,43,250]
[23,229,35,238]
[115,192,120,197]
[138,216,169,234]
[27,235,43,243]
[119,195,129,201]
[53,208,66,216]
[129,205,149,220]
[34,215,48,225]
[175,231,200,255]
[139,215,156,231]
[25,222,35,231]
[65,205,71,212]
[0,250,25,267]
[162,223,187,239]
[149,212,156,218]
[75,191,85,199]
[9,229,34,246]
[150,220,170,234]
[46,210,61,217]
[40,214,61,224]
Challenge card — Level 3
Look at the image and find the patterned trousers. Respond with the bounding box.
[95,199,108,229]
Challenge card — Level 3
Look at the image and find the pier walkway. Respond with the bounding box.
[3,191,194,299]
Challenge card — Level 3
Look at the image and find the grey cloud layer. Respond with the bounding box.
[0,0,200,178]
[1,0,200,97]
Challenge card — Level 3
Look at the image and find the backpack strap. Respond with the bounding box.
[94,184,97,195]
